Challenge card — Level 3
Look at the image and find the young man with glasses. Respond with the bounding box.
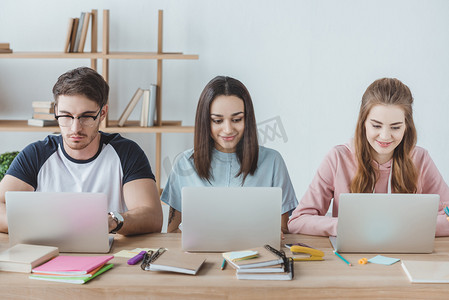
[0,67,163,235]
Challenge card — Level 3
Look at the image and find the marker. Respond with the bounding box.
[333,250,352,266]
[127,251,147,265]
[221,259,227,270]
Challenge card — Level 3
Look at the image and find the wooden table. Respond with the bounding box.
[1,233,448,299]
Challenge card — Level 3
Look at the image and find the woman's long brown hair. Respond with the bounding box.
[193,76,259,183]
[350,78,418,193]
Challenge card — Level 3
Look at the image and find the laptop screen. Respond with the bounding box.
[181,187,282,252]
[334,193,439,253]
[6,191,111,253]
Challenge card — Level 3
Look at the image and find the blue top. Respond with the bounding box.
[7,132,154,212]
[161,146,298,214]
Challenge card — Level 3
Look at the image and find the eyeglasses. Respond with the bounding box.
[54,105,103,128]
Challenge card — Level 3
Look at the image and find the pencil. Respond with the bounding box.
[221,259,227,270]
[333,251,352,266]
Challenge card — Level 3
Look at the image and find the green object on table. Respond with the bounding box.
[0,151,19,180]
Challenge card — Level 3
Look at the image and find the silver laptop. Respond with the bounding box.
[6,192,112,253]
[181,187,282,252]
[330,193,439,253]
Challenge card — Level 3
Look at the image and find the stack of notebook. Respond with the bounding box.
[29,255,114,284]
[222,245,293,280]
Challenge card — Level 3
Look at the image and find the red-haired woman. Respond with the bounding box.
[288,78,449,236]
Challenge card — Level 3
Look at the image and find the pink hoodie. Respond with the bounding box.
[288,142,449,236]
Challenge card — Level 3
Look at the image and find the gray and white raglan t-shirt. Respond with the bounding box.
[6,132,154,213]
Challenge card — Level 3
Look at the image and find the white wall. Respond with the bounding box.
[1,0,448,202]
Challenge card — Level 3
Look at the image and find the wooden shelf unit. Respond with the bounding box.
[0,52,198,60]
[0,120,194,133]
[0,9,198,191]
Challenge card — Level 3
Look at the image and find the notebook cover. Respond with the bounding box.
[32,264,102,278]
[149,250,206,275]
[224,247,283,269]
[32,255,113,275]
[29,263,113,284]
[236,270,293,280]
[222,250,259,262]
[236,264,284,273]
[401,260,449,283]
[0,244,59,273]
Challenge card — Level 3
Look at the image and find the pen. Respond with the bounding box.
[127,251,147,265]
[221,259,227,270]
[333,250,352,266]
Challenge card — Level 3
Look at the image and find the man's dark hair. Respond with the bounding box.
[52,67,109,107]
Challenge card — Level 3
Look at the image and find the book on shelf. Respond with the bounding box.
[118,88,144,127]
[64,9,95,53]
[34,107,55,114]
[32,113,56,121]
[29,263,113,284]
[0,43,12,53]
[147,250,206,275]
[139,84,157,127]
[32,255,114,276]
[401,260,449,283]
[148,84,157,126]
[140,90,150,127]
[64,18,75,53]
[0,244,59,273]
[223,246,284,269]
[69,18,79,53]
[28,119,58,127]
[78,12,91,53]
[73,12,85,53]
[32,101,54,109]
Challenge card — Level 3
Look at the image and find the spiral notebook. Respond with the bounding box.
[147,250,206,275]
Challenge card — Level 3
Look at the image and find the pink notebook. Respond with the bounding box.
[32,255,113,275]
